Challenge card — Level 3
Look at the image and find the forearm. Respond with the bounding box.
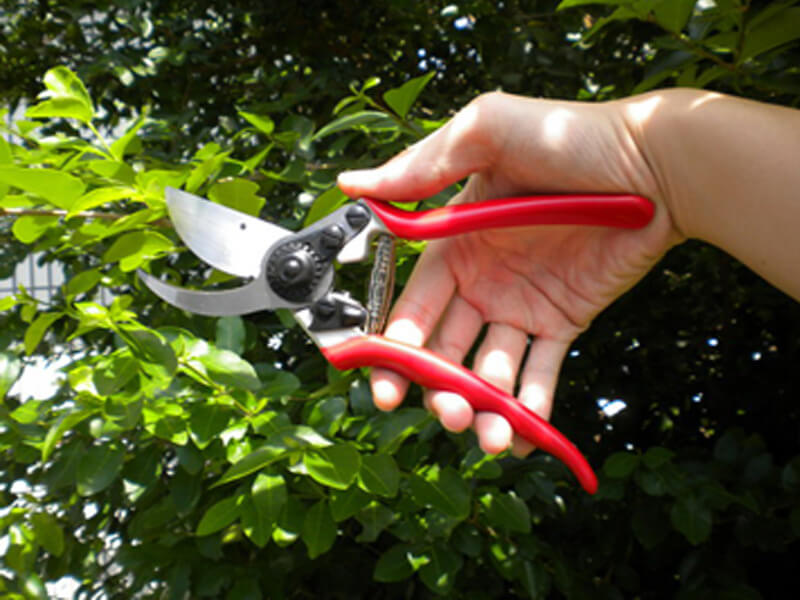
[622,88,800,300]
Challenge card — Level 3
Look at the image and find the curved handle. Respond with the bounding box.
[363,194,653,240]
[322,335,598,494]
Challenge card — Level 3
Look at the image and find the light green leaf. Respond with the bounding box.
[36,66,94,123]
[102,230,174,271]
[196,496,240,536]
[304,443,361,490]
[303,187,349,227]
[0,351,22,397]
[409,465,470,520]
[383,72,435,119]
[0,166,86,209]
[30,512,65,557]
[68,186,135,217]
[77,443,125,496]
[374,544,416,582]
[215,316,246,355]
[208,178,265,217]
[241,473,287,547]
[110,116,146,160]
[358,453,400,497]
[11,214,59,244]
[65,268,103,298]
[24,311,63,355]
[88,160,136,184]
[214,443,291,487]
[189,403,233,449]
[197,347,261,390]
[42,408,97,461]
[556,0,628,9]
[302,500,336,559]
[313,110,395,140]
[26,97,94,124]
[240,111,275,135]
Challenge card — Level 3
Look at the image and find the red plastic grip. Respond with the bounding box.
[363,194,653,240]
[323,335,598,494]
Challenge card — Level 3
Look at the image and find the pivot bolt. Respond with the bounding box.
[320,225,345,251]
[346,204,371,229]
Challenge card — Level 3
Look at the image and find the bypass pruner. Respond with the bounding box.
[140,187,655,494]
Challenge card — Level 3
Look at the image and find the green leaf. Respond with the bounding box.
[303,187,349,226]
[239,111,275,136]
[375,407,430,453]
[77,443,125,496]
[27,66,94,123]
[479,490,531,533]
[103,230,174,271]
[631,508,670,549]
[12,214,59,244]
[603,451,640,479]
[68,185,135,218]
[409,465,470,519]
[30,512,65,557]
[208,178,265,217]
[670,495,712,545]
[24,311,63,355]
[197,347,261,390]
[740,7,800,62]
[330,486,372,522]
[304,443,362,490]
[196,495,240,536]
[215,443,291,487]
[653,0,696,33]
[110,116,146,160]
[302,500,336,558]
[306,396,347,436]
[355,502,394,542]
[0,351,22,397]
[358,453,400,497]
[65,268,103,298]
[0,166,86,209]
[313,110,395,140]
[189,403,233,449]
[418,544,463,595]
[642,446,675,469]
[383,72,435,119]
[241,472,287,547]
[556,0,628,9]
[216,316,246,355]
[374,544,416,582]
[42,408,97,461]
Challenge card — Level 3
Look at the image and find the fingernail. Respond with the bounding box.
[337,169,374,189]
[372,379,398,411]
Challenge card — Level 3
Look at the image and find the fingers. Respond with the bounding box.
[369,242,456,411]
[510,337,572,457]
[338,94,507,202]
[469,323,529,454]
[423,295,484,432]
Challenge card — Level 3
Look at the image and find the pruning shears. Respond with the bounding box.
[140,187,654,494]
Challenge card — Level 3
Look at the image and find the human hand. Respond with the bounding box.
[338,91,683,455]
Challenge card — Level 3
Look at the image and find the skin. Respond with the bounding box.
[337,88,800,455]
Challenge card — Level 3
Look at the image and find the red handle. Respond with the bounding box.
[323,335,598,494]
[363,194,653,240]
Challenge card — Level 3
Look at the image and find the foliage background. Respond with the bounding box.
[1,1,799,598]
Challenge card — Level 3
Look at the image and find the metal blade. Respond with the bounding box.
[138,270,270,316]
[165,187,290,278]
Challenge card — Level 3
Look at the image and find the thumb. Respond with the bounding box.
[337,94,506,201]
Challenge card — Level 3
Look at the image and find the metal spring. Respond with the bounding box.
[366,233,396,334]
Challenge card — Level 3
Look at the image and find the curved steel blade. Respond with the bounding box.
[138,268,335,315]
[138,270,270,316]
[166,187,290,278]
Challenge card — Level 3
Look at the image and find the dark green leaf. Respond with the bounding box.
[740,7,800,62]
[30,512,65,557]
[241,472,287,547]
[409,465,470,520]
[355,502,394,543]
[479,490,531,533]
[670,495,712,545]
[603,451,640,479]
[77,443,125,496]
[358,453,401,497]
[103,230,174,271]
[374,544,415,582]
[418,544,463,595]
[216,316,246,355]
[189,403,233,449]
[653,0,696,32]
[198,347,260,390]
[329,486,372,522]
[24,312,63,355]
[215,443,291,487]
[302,500,336,559]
